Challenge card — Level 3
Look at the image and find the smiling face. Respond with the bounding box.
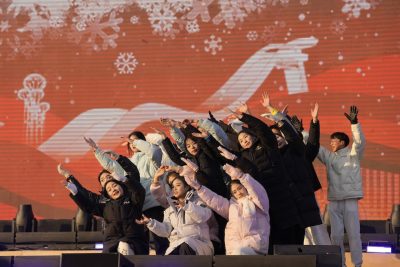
[105,181,124,200]
[238,132,255,149]
[230,182,248,200]
[185,138,199,156]
[171,178,189,200]
[330,138,345,152]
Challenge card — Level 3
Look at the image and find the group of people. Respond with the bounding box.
[57,93,365,267]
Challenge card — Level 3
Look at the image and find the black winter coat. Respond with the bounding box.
[278,121,322,227]
[305,120,322,191]
[235,113,301,230]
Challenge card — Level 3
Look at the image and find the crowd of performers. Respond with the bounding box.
[57,93,365,267]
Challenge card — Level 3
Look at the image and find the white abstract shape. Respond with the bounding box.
[186,19,200,33]
[17,73,50,144]
[200,36,318,110]
[114,52,139,74]
[39,37,318,161]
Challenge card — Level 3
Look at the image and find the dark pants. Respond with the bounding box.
[143,206,169,255]
[268,224,305,255]
[169,242,196,255]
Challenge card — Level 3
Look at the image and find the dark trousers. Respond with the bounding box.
[169,242,196,255]
[143,206,169,255]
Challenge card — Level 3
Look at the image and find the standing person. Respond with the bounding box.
[136,172,214,255]
[317,106,365,267]
[125,131,169,255]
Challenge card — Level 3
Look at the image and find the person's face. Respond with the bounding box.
[105,182,124,200]
[330,138,345,152]
[238,132,254,149]
[185,138,199,156]
[129,135,140,153]
[231,183,248,200]
[100,172,114,188]
[271,128,286,149]
[171,179,188,199]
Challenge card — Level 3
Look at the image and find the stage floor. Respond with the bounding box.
[0,251,398,266]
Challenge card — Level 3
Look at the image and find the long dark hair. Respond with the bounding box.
[126,131,146,157]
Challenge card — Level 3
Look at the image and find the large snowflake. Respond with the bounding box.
[68,11,123,52]
[114,52,139,74]
[342,0,370,18]
[148,2,177,36]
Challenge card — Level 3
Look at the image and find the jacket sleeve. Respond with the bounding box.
[133,139,162,167]
[124,177,146,209]
[238,173,269,214]
[169,126,186,152]
[240,113,278,150]
[117,155,140,182]
[69,185,104,217]
[317,146,331,165]
[196,186,229,219]
[150,182,169,208]
[146,212,173,238]
[161,137,186,166]
[94,148,125,178]
[350,123,366,159]
[198,119,231,148]
[305,119,320,161]
[182,200,212,224]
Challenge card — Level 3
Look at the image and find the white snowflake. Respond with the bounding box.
[114,52,139,74]
[260,25,277,42]
[368,0,382,9]
[204,34,222,55]
[169,0,193,13]
[299,0,308,5]
[213,1,248,29]
[186,0,213,22]
[68,11,123,52]
[330,19,347,35]
[342,0,370,18]
[186,19,200,33]
[246,31,258,41]
[267,0,290,6]
[130,15,139,24]
[148,2,177,36]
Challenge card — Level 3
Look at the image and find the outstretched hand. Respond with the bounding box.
[223,164,244,180]
[218,146,237,161]
[344,105,358,124]
[150,127,167,140]
[311,103,319,123]
[191,127,209,139]
[135,214,150,225]
[57,164,71,178]
[291,115,304,133]
[180,157,199,172]
[83,137,98,151]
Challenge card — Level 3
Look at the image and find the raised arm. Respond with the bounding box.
[132,139,162,167]
[237,173,269,214]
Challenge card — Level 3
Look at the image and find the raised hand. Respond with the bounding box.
[217,146,237,160]
[208,111,218,123]
[153,166,167,184]
[83,137,98,150]
[180,157,199,172]
[135,214,150,225]
[260,92,271,109]
[160,118,174,128]
[181,166,201,190]
[344,105,358,124]
[191,127,209,139]
[150,127,167,140]
[224,107,243,120]
[223,164,244,180]
[237,102,249,114]
[311,103,319,123]
[291,115,304,132]
[165,165,183,173]
[57,164,71,178]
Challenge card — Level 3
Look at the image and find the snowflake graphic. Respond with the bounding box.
[299,0,309,5]
[330,19,347,35]
[368,0,382,9]
[186,19,200,33]
[247,31,258,41]
[0,1,36,60]
[186,0,213,22]
[114,52,139,74]
[213,1,248,29]
[68,11,123,52]
[342,0,370,18]
[204,34,222,55]
[169,0,193,13]
[148,2,177,37]
[267,0,290,6]
[260,25,277,43]
[130,15,139,24]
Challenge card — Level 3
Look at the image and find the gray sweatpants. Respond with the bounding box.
[328,199,363,267]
